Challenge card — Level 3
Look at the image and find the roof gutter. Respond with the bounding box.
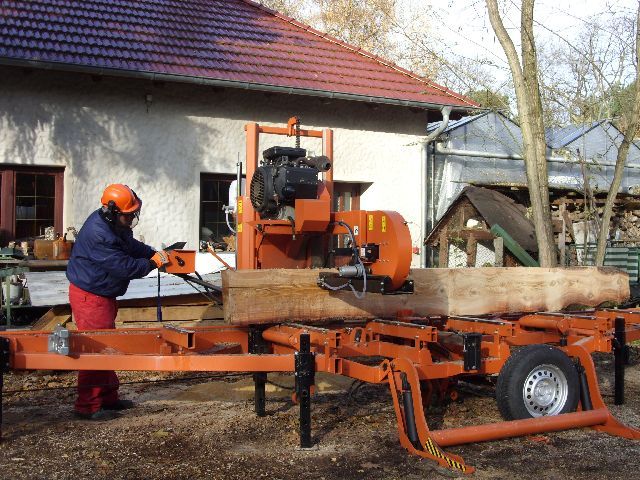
[435,143,640,171]
[0,57,482,113]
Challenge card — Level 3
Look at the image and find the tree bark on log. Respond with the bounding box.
[222,267,629,325]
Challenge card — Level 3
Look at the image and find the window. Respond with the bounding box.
[200,173,235,244]
[0,167,64,244]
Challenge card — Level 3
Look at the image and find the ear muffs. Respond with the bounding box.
[103,200,119,224]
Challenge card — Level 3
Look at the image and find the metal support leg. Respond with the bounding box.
[0,337,10,440]
[614,317,626,405]
[576,363,593,411]
[401,373,420,448]
[249,327,268,417]
[295,333,315,448]
[253,373,267,417]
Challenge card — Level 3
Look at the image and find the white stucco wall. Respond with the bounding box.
[0,67,432,265]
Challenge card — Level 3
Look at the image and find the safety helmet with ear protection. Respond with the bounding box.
[101,184,142,227]
[101,184,142,214]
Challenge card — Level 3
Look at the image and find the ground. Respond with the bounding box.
[1,350,639,479]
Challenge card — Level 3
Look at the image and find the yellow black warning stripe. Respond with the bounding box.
[424,438,466,472]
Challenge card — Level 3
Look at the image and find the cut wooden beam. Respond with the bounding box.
[116,304,224,323]
[222,267,629,325]
[31,305,72,331]
[466,235,477,267]
[494,237,504,267]
[438,228,449,268]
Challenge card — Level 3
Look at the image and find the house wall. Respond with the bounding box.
[0,66,430,264]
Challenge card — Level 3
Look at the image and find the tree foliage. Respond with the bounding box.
[260,0,402,58]
[258,0,446,82]
[464,88,510,112]
[538,10,637,128]
[609,80,639,134]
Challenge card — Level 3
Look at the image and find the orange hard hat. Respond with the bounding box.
[101,184,142,214]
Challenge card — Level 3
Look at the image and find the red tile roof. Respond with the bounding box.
[0,0,477,110]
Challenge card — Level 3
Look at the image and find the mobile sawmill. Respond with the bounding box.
[1,117,640,474]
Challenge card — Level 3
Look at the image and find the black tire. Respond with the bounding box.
[496,345,579,420]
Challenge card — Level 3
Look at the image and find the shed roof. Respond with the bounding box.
[426,110,515,134]
[425,186,537,252]
[0,0,478,110]
[545,121,605,149]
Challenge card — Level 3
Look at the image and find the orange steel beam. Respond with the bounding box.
[238,122,259,270]
[258,125,324,137]
[446,317,515,337]
[161,325,196,350]
[367,320,438,343]
[5,326,250,356]
[11,352,294,372]
[431,409,610,447]
[322,128,334,198]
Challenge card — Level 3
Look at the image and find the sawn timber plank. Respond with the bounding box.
[222,267,629,325]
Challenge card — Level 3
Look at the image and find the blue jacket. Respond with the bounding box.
[66,209,155,297]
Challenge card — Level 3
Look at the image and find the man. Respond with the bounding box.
[66,184,169,420]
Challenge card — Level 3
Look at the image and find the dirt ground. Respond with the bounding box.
[1,349,640,479]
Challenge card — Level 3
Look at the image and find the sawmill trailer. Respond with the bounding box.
[1,118,640,473]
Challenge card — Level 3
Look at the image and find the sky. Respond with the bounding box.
[412,0,638,92]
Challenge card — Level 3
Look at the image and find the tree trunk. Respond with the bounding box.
[486,0,557,266]
[595,4,640,265]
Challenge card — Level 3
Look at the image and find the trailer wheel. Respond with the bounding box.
[496,345,579,420]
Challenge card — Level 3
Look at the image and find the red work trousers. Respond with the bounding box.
[69,283,119,414]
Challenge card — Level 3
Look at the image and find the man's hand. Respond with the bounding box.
[150,250,170,268]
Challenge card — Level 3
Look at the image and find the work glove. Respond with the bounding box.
[150,250,170,269]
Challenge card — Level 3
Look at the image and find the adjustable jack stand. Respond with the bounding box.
[295,333,315,448]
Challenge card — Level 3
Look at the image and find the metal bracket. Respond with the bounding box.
[462,333,482,371]
[318,273,414,295]
[48,324,70,356]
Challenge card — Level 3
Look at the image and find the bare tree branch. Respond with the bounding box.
[595,2,640,265]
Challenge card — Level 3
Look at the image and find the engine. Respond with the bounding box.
[250,146,331,220]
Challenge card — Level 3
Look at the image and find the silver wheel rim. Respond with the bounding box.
[522,363,569,417]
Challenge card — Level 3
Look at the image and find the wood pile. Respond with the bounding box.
[32,295,224,331]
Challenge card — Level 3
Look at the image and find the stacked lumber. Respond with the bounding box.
[32,296,224,331]
[222,267,629,325]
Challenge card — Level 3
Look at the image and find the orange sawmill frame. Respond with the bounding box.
[1,309,640,473]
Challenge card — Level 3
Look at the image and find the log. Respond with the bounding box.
[222,267,629,325]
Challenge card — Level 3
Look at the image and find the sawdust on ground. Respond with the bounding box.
[1,349,639,479]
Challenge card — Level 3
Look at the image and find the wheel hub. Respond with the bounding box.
[522,364,569,417]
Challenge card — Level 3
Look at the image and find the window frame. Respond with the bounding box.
[0,166,64,244]
[199,172,236,244]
